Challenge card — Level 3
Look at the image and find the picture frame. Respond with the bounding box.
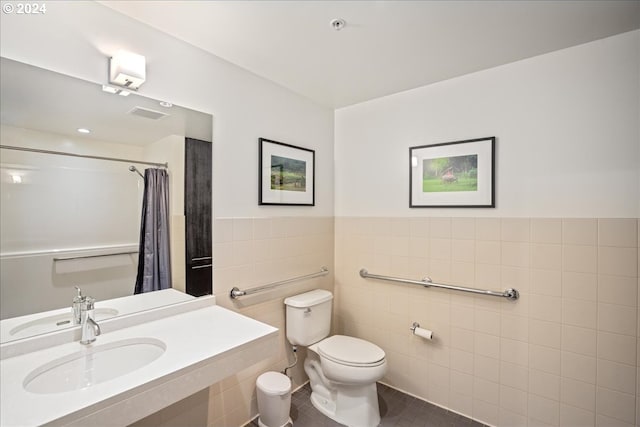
[259,138,315,206]
[410,137,495,208]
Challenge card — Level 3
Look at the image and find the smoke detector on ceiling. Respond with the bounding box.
[330,18,346,31]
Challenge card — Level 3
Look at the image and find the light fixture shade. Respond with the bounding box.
[109,50,146,90]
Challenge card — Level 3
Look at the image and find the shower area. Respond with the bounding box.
[0,133,182,319]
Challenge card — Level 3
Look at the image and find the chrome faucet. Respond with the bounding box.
[72,286,84,325]
[79,296,101,345]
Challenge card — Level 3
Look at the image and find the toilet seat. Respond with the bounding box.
[317,335,386,367]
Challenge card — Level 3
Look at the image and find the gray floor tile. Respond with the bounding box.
[249,382,487,427]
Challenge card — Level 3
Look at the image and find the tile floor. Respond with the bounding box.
[250,382,487,427]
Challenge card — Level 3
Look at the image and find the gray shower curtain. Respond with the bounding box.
[134,168,172,294]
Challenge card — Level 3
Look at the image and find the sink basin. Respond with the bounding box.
[9,308,119,339]
[23,338,165,394]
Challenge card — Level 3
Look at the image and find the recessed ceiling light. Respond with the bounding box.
[77,128,91,134]
[159,101,173,108]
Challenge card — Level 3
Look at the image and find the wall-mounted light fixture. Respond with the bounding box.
[102,84,130,96]
[109,50,146,90]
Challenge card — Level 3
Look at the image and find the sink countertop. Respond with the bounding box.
[0,289,195,343]
[0,305,278,426]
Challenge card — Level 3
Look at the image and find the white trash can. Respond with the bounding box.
[256,371,292,427]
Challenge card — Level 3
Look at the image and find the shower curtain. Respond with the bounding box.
[134,168,172,294]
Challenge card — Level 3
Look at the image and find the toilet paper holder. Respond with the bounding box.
[410,322,434,340]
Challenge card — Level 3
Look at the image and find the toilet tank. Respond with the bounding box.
[284,289,333,346]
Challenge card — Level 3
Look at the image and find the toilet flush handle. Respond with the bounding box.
[304,307,312,314]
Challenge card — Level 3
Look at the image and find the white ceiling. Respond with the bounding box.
[101,1,640,109]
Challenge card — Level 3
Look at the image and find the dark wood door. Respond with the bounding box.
[185,138,212,297]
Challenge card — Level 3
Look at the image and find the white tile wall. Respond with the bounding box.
[140,216,639,426]
[209,216,334,427]
[335,217,639,427]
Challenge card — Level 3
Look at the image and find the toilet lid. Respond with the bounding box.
[317,335,385,366]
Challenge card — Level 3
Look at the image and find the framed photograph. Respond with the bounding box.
[259,138,315,206]
[410,137,495,208]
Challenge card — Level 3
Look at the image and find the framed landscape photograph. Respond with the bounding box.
[410,137,495,208]
[259,138,315,206]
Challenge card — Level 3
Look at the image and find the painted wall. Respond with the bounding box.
[335,31,639,218]
[0,1,335,219]
[333,32,640,427]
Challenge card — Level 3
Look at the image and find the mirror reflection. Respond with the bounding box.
[0,57,213,343]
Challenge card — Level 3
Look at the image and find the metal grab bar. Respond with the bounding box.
[230,266,329,299]
[359,268,519,300]
[53,251,138,261]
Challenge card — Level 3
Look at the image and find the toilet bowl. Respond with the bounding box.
[311,335,387,385]
[284,290,387,427]
[305,335,387,427]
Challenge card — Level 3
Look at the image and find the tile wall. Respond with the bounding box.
[133,216,334,427]
[210,217,335,426]
[334,217,639,427]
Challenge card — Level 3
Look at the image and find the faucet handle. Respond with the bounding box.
[73,286,85,302]
[82,296,95,311]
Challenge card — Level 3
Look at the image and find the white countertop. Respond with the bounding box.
[1,289,195,343]
[1,304,278,426]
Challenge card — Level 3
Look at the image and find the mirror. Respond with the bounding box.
[0,57,213,343]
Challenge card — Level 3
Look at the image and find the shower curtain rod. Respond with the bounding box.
[0,144,168,168]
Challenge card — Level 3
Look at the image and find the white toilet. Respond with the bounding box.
[284,289,387,427]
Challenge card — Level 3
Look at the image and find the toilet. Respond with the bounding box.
[284,289,387,427]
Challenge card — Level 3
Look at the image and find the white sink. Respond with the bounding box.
[8,308,119,340]
[23,337,165,394]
